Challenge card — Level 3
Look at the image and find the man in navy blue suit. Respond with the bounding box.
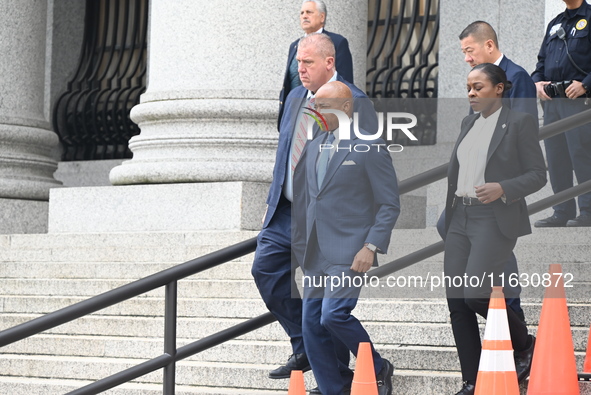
[251,33,377,385]
[300,80,398,395]
[435,20,538,325]
[278,0,354,131]
[459,21,538,119]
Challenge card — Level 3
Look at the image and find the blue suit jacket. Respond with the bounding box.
[499,56,538,119]
[277,30,354,131]
[264,74,378,231]
[303,129,400,267]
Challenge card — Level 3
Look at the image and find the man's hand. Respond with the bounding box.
[535,81,552,100]
[351,246,374,273]
[565,80,587,99]
[474,183,504,204]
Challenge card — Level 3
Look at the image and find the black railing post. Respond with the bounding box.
[163,281,178,395]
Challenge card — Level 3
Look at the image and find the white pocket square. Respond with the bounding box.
[342,160,357,165]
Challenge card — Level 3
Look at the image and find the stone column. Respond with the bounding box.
[109,0,368,185]
[0,0,61,233]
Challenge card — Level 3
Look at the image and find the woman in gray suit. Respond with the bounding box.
[443,63,547,395]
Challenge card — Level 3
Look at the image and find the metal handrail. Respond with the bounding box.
[1,108,590,394]
[72,179,591,394]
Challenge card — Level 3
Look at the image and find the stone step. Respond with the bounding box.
[1,314,589,351]
[0,354,589,395]
[0,227,586,251]
[0,377,286,395]
[2,295,590,326]
[5,371,591,395]
[1,228,588,266]
[0,355,303,392]
[0,261,254,280]
[2,275,589,302]
[1,252,589,283]
[2,333,589,374]
[0,231,259,250]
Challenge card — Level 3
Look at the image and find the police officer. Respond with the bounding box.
[532,0,591,227]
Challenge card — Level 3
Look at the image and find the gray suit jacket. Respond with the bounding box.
[445,106,547,239]
[303,130,400,267]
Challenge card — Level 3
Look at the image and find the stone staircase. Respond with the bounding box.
[0,227,590,394]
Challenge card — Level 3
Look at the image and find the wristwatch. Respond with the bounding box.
[364,243,378,253]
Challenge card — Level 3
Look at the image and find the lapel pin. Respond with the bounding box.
[502,124,506,129]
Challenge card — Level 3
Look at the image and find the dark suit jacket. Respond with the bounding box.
[445,107,546,240]
[499,56,538,119]
[277,30,354,131]
[303,129,400,267]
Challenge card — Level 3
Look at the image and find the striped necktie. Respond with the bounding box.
[290,98,312,175]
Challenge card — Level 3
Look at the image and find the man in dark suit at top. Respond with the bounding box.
[300,80,398,395]
[251,32,378,382]
[437,20,539,324]
[278,0,354,130]
[459,21,538,118]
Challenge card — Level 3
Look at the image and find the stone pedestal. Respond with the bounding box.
[109,0,368,186]
[48,182,269,233]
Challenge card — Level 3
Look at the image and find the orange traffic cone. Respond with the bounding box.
[287,370,306,395]
[351,342,378,395]
[474,286,519,395]
[527,264,579,395]
[584,323,591,373]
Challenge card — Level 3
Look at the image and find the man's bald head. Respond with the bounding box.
[314,81,353,130]
[316,81,352,100]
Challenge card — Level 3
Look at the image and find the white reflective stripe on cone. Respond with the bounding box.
[483,309,511,340]
[477,350,516,372]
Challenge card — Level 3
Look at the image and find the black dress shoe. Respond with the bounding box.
[376,358,394,395]
[566,215,591,227]
[454,381,475,395]
[515,335,536,383]
[534,215,568,228]
[268,353,311,379]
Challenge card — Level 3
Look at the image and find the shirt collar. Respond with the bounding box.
[493,54,504,66]
[304,27,324,37]
[478,105,503,120]
[306,71,339,99]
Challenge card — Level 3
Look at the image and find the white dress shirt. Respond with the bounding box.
[455,107,502,198]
